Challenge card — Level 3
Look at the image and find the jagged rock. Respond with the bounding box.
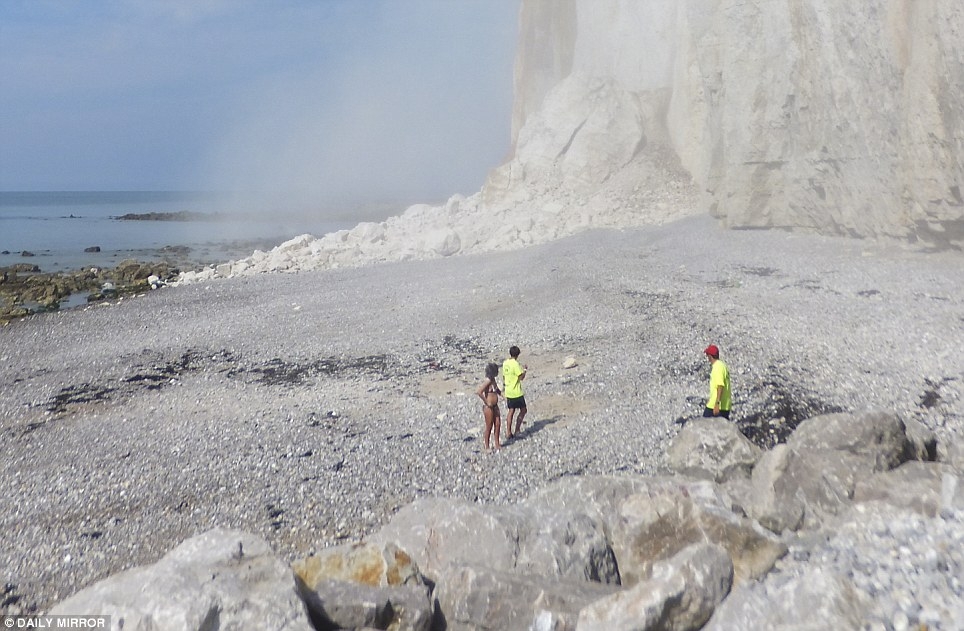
[424,229,461,257]
[665,417,762,483]
[294,579,432,631]
[521,475,650,530]
[576,543,733,631]
[368,498,525,578]
[608,478,786,586]
[788,410,915,471]
[113,259,177,284]
[745,410,927,531]
[293,542,425,588]
[946,440,964,470]
[781,447,873,531]
[703,566,873,631]
[853,461,964,518]
[49,529,312,630]
[515,511,619,584]
[903,416,939,462]
[369,496,619,586]
[744,444,806,534]
[292,542,433,631]
[434,565,617,631]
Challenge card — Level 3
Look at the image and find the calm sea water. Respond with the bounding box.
[0,191,356,273]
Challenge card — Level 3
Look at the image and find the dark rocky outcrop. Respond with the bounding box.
[0,260,181,325]
[113,211,222,221]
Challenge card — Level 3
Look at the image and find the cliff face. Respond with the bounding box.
[488,0,964,246]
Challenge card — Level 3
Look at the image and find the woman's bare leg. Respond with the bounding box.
[493,412,502,449]
[483,406,493,450]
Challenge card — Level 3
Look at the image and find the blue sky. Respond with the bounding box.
[0,0,520,204]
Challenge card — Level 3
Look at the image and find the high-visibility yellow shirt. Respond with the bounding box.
[502,358,525,398]
[708,359,731,411]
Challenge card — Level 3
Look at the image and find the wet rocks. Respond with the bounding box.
[0,260,181,325]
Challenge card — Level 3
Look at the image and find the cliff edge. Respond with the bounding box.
[488,0,964,247]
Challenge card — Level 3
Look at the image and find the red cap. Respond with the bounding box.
[704,344,719,358]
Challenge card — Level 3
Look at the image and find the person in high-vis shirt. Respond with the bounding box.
[502,345,528,438]
[703,344,732,419]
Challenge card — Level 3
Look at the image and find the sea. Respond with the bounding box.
[0,191,361,274]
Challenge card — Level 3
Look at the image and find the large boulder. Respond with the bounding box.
[435,565,617,631]
[704,566,873,631]
[49,529,312,630]
[521,474,785,585]
[576,542,733,631]
[608,478,786,586]
[521,475,652,527]
[745,410,928,532]
[292,542,433,631]
[368,496,619,585]
[787,410,915,471]
[293,579,432,631]
[902,416,939,462]
[665,417,763,483]
[745,440,874,533]
[853,461,964,518]
[744,444,806,534]
[292,542,425,588]
[942,435,964,470]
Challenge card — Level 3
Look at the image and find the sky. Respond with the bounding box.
[0,0,520,207]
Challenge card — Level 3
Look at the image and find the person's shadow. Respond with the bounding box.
[512,415,563,440]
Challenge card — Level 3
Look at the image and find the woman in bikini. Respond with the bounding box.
[476,362,502,451]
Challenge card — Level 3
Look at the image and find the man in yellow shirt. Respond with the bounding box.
[703,344,732,419]
[502,345,528,438]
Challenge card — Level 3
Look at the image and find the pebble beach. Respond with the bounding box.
[1,214,962,616]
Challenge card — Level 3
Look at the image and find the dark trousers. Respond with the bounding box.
[703,407,730,419]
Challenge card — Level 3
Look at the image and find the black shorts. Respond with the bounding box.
[506,396,527,409]
[703,407,730,419]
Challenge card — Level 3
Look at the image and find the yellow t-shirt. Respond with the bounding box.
[502,358,525,398]
[708,359,731,411]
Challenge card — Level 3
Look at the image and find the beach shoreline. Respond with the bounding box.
[1,215,962,614]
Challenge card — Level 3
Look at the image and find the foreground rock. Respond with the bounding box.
[40,410,963,630]
[49,529,312,630]
[292,542,433,630]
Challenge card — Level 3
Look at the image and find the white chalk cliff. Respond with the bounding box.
[179,0,963,283]
[496,0,964,242]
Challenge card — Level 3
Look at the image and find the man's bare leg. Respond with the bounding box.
[514,407,527,435]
